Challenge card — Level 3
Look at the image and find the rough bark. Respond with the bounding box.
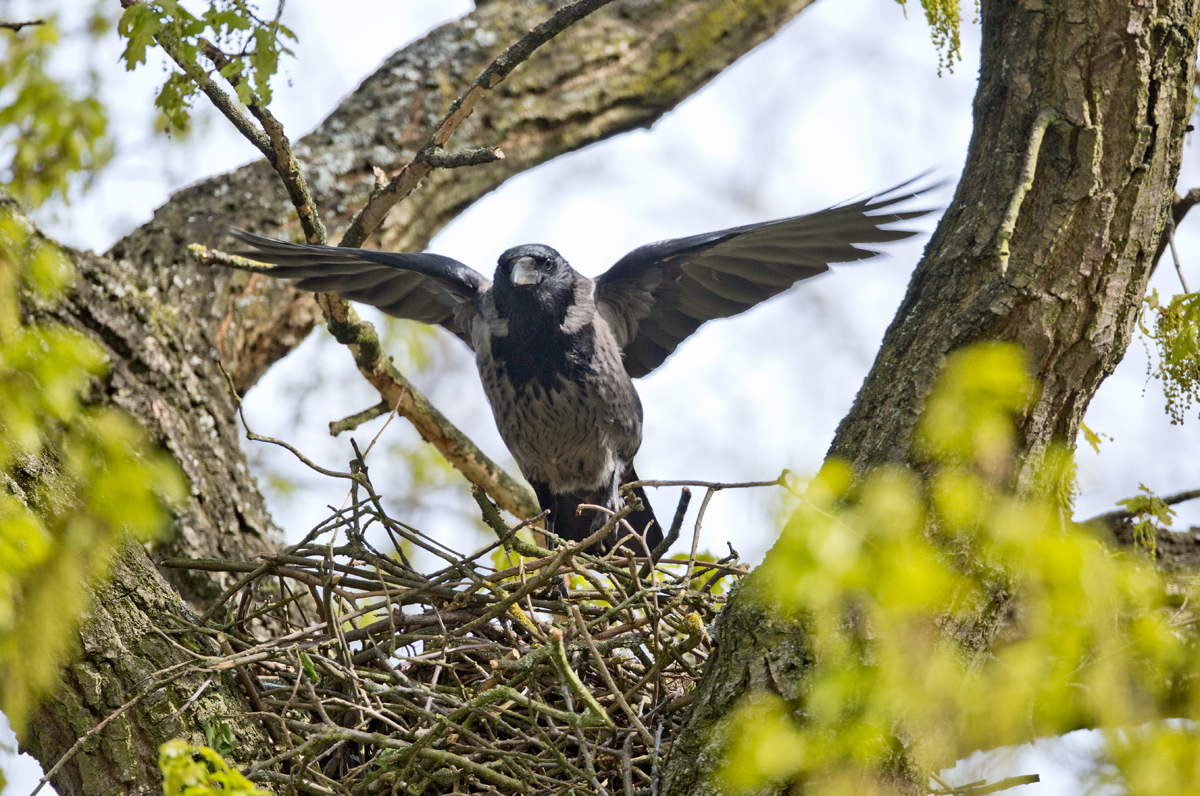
[24,541,275,796]
[21,1,819,793]
[663,0,1200,793]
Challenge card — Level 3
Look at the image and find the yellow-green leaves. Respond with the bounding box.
[720,342,1194,795]
[718,694,809,792]
[118,1,297,132]
[1140,289,1200,424]
[159,740,270,796]
[895,0,965,74]
[1117,483,1177,557]
[0,19,112,207]
[0,205,186,733]
[914,342,1033,475]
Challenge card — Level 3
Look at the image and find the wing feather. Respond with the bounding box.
[225,229,489,348]
[596,179,937,378]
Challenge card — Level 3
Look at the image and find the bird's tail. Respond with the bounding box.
[543,469,661,556]
[623,466,662,555]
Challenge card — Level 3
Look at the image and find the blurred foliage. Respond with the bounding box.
[1140,289,1200,424]
[118,0,295,131]
[0,204,186,734]
[719,343,1200,795]
[1079,421,1110,454]
[159,740,270,796]
[896,0,964,74]
[0,17,111,207]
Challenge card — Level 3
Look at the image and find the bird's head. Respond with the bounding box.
[493,244,582,319]
[496,244,570,288]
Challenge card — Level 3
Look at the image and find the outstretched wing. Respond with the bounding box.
[227,230,491,348]
[595,180,936,378]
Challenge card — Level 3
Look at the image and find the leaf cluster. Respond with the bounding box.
[1141,288,1200,424]
[0,20,111,207]
[0,205,186,734]
[1117,484,1177,559]
[160,740,270,796]
[720,343,1200,795]
[896,0,967,75]
[118,1,295,131]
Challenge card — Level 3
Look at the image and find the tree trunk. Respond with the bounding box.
[663,0,1200,793]
[21,1,819,792]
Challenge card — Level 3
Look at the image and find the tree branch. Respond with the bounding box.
[195,36,326,245]
[339,0,618,249]
[1152,188,1200,274]
[0,19,45,31]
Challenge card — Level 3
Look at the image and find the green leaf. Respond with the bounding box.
[298,650,319,682]
[203,720,235,759]
[160,740,270,796]
[1080,422,1102,454]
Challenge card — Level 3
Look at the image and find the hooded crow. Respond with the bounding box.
[227,181,930,554]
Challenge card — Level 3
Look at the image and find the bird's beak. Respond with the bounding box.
[510,257,541,286]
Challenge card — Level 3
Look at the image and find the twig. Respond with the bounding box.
[622,732,636,796]
[329,400,390,436]
[930,774,1041,795]
[151,27,274,163]
[571,605,655,747]
[0,19,45,31]
[421,146,505,169]
[685,488,718,585]
[625,474,788,491]
[549,628,613,728]
[195,36,325,244]
[1166,213,1192,293]
[640,488,690,580]
[339,0,618,248]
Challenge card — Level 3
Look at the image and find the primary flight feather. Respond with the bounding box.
[227,180,932,553]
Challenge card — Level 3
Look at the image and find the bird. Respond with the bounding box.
[227,180,931,555]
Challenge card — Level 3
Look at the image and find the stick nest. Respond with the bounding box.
[163,468,745,796]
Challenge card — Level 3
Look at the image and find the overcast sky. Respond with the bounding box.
[8,1,1200,792]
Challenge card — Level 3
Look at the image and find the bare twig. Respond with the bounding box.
[930,774,1041,796]
[1166,213,1192,293]
[0,19,45,31]
[195,36,325,244]
[329,400,391,436]
[339,0,618,248]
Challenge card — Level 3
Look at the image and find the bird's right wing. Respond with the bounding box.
[594,180,935,378]
[227,230,491,349]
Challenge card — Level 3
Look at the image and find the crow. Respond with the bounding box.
[227,181,930,554]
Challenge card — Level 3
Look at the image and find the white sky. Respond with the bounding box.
[8,1,1200,793]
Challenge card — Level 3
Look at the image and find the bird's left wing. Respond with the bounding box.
[226,230,491,349]
[594,180,935,378]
